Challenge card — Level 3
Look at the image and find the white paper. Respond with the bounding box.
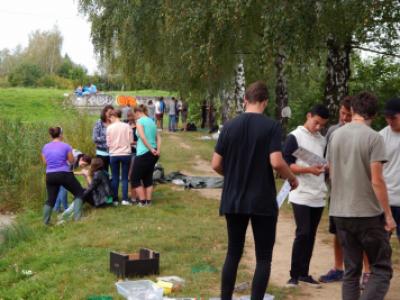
[293,147,327,166]
[276,180,291,208]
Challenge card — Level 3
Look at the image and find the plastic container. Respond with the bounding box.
[115,280,163,300]
[156,276,185,292]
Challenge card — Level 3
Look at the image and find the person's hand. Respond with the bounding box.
[81,168,89,177]
[385,215,397,232]
[288,177,299,191]
[151,148,160,156]
[308,165,325,176]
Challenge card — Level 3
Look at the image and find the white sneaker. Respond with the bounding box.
[121,200,132,206]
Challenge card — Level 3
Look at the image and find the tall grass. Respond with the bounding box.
[0,115,96,212]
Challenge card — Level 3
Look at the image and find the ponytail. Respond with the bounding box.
[49,127,62,138]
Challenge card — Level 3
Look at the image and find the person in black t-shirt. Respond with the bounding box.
[212,81,298,300]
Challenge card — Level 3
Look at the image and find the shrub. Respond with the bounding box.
[8,64,43,87]
[0,115,95,211]
[37,74,74,89]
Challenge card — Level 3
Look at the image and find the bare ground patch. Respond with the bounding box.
[243,212,400,299]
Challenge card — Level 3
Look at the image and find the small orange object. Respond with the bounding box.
[116,95,137,107]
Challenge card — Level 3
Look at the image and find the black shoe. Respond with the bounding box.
[286,278,299,288]
[299,275,321,288]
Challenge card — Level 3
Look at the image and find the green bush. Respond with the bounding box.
[0,116,95,211]
[8,63,43,87]
[0,76,10,88]
[37,74,74,89]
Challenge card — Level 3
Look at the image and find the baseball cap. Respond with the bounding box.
[383,98,400,116]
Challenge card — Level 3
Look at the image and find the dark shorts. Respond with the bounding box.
[329,216,337,234]
[181,111,188,123]
[131,151,159,188]
[155,113,163,120]
[391,206,400,237]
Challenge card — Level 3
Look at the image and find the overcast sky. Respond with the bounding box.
[0,0,98,74]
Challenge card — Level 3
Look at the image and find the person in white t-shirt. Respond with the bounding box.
[283,104,330,288]
[380,97,400,244]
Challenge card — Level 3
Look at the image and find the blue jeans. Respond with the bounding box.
[54,186,68,211]
[168,114,176,131]
[110,155,131,201]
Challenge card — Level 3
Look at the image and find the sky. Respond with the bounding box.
[0,0,98,74]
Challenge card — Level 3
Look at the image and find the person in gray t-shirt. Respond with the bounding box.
[320,96,353,283]
[327,92,396,299]
[380,97,400,244]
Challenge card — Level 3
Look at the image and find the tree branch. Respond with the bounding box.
[352,45,400,58]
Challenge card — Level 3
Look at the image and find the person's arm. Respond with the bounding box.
[136,123,158,155]
[106,127,111,148]
[67,151,74,164]
[41,154,46,164]
[93,122,106,144]
[155,131,161,156]
[371,162,396,232]
[283,134,325,176]
[270,152,298,190]
[211,152,223,176]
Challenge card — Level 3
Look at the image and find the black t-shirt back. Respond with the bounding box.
[215,113,282,216]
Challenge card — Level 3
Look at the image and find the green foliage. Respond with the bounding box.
[0,88,95,211]
[8,63,43,87]
[37,75,74,90]
[57,54,88,84]
[0,88,69,122]
[24,26,63,74]
[350,55,400,129]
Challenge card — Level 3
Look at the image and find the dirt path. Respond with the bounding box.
[170,132,400,299]
[244,212,400,299]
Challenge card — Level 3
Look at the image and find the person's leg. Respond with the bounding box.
[250,215,277,299]
[142,153,158,205]
[360,216,392,300]
[335,217,364,300]
[221,214,249,300]
[320,216,345,283]
[289,203,311,280]
[44,173,61,224]
[62,173,85,221]
[121,155,131,201]
[97,155,110,175]
[160,115,164,130]
[391,206,400,244]
[110,156,120,202]
[129,155,137,202]
[302,206,323,277]
[54,186,64,212]
[173,114,177,131]
[334,235,344,270]
[131,155,146,203]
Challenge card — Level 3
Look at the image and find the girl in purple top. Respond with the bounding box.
[41,127,84,225]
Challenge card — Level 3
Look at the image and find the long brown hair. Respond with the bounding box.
[89,157,104,177]
[100,105,114,122]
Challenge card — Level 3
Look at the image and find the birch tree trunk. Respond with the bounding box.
[324,37,351,123]
[220,58,246,124]
[234,57,245,113]
[275,51,289,136]
[220,89,235,124]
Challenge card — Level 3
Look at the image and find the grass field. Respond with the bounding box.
[0,128,288,299]
[0,88,178,123]
[0,88,289,299]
